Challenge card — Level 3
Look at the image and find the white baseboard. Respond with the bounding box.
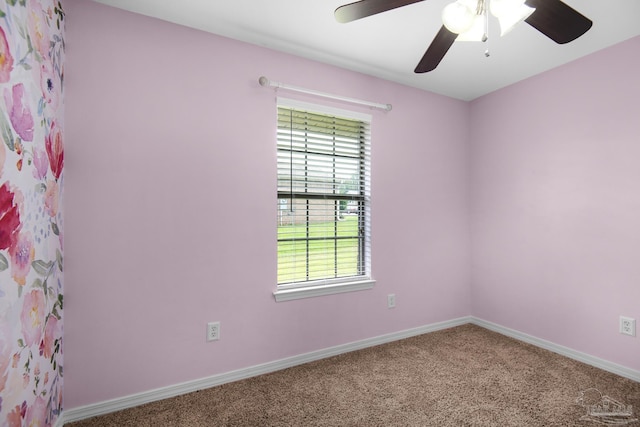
[62,316,639,424]
[62,316,471,424]
[470,317,640,383]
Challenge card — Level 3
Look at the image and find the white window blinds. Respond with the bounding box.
[277,100,371,288]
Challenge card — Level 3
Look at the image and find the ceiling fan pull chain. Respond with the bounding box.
[483,0,490,56]
[482,0,489,42]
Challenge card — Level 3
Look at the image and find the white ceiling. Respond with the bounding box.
[92,0,640,101]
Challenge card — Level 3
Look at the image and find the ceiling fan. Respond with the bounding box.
[334,0,592,73]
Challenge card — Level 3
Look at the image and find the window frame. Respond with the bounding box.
[273,98,375,302]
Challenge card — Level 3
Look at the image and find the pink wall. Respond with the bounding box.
[63,0,640,412]
[470,36,640,370]
[63,0,471,408]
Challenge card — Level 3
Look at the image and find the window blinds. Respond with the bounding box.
[276,104,371,286]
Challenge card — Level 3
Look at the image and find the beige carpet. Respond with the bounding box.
[69,324,640,426]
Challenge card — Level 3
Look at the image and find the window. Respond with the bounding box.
[274,98,374,302]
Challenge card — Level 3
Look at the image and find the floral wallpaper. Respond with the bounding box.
[0,0,64,425]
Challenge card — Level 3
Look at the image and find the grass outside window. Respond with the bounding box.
[277,215,360,284]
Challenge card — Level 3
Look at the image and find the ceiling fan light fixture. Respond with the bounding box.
[442,1,476,34]
[490,0,536,36]
[456,15,485,41]
[335,0,592,74]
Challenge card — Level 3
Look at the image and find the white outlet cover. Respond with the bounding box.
[207,321,220,341]
[619,316,636,337]
[387,294,396,308]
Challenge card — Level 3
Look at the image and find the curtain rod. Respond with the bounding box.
[258,76,392,112]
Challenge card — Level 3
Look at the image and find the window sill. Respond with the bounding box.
[273,279,376,302]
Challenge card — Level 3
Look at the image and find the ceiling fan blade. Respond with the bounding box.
[335,0,426,23]
[524,0,592,44]
[414,26,457,73]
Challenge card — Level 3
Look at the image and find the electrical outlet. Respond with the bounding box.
[207,321,221,341]
[619,316,636,337]
[387,294,396,309]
